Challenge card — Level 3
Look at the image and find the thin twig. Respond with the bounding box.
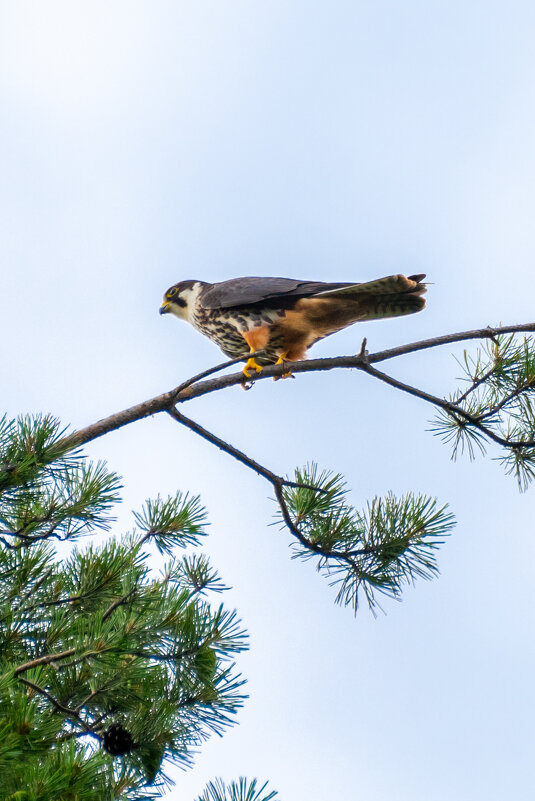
[359,363,535,448]
[18,677,76,716]
[0,536,18,550]
[74,683,110,714]
[7,526,69,545]
[102,588,137,622]
[271,482,363,569]
[166,407,325,492]
[56,712,110,742]
[455,366,498,404]
[17,676,95,736]
[476,383,534,421]
[56,728,97,742]
[171,351,266,396]
[18,594,83,614]
[52,654,98,671]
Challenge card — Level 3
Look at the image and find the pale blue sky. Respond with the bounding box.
[1,2,535,799]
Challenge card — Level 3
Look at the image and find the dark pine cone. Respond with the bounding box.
[102,723,135,755]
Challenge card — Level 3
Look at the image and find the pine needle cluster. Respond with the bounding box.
[280,464,455,614]
[431,334,535,489]
[196,778,277,801]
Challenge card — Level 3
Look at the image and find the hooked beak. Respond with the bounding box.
[159,302,170,315]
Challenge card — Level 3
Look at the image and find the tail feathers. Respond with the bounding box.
[357,291,426,321]
[316,273,427,300]
[310,273,426,323]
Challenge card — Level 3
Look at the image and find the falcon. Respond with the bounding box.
[159,274,426,378]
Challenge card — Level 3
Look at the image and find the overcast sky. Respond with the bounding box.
[1,2,535,799]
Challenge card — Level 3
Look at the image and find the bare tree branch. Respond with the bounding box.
[61,323,535,450]
[166,407,321,491]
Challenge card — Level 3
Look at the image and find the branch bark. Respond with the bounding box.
[42,321,535,579]
[18,677,81,717]
[61,323,535,450]
[14,649,76,675]
[166,407,322,491]
[18,677,96,735]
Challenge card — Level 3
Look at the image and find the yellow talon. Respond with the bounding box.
[243,357,263,378]
[273,352,293,380]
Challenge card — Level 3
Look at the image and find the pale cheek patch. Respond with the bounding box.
[169,304,189,321]
[169,283,205,323]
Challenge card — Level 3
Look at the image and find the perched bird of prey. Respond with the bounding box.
[160,274,426,377]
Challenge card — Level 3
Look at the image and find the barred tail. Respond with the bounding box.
[316,273,426,321]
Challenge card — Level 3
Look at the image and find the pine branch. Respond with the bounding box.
[476,382,534,421]
[277,468,455,613]
[358,362,535,448]
[455,365,497,403]
[17,677,84,721]
[162,412,453,612]
[1,424,251,795]
[134,491,209,553]
[14,649,76,675]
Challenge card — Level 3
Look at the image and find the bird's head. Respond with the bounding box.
[159,280,206,321]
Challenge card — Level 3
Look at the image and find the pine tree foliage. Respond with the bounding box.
[431,334,535,489]
[0,416,248,799]
[0,414,121,548]
[280,464,455,613]
[196,777,277,801]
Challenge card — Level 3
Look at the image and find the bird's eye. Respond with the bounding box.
[168,287,177,297]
